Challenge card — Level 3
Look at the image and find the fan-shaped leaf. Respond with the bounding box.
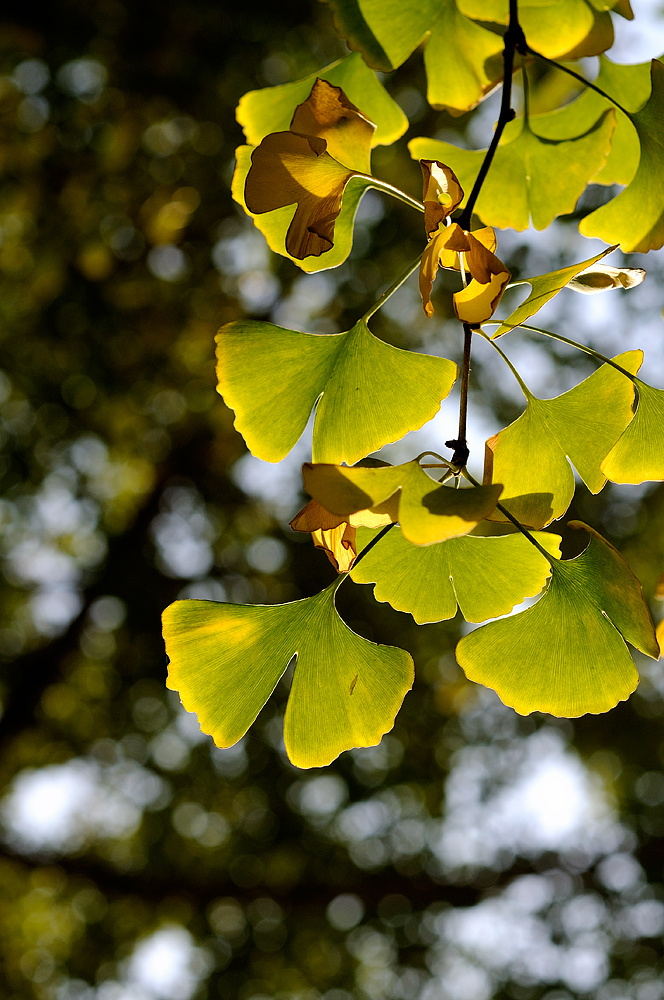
[351,526,561,623]
[302,461,502,545]
[409,110,615,231]
[456,522,658,717]
[163,583,414,769]
[484,351,642,527]
[580,60,664,252]
[216,320,457,464]
[602,379,664,483]
[237,52,408,149]
[323,0,504,115]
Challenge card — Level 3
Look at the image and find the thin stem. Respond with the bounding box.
[446,323,473,467]
[459,0,526,230]
[486,320,639,383]
[349,523,395,571]
[462,469,556,566]
[361,253,423,323]
[522,54,531,129]
[528,47,631,118]
[478,330,533,398]
[369,177,425,214]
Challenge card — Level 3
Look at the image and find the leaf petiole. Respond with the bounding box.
[528,47,632,118]
[361,252,424,323]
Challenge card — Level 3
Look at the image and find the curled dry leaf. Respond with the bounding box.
[420,217,510,323]
[244,78,375,259]
[290,497,398,573]
[421,159,464,235]
[567,262,646,293]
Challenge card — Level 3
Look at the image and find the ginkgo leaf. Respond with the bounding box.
[233,147,375,272]
[351,525,561,623]
[423,4,504,115]
[456,521,659,717]
[323,0,505,115]
[493,246,617,336]
[409,110,615,231]
[484,351,642,528]
[421,160,464,236]
[216,319,457,464]
[580,60,664,252]
[530,56,654,187]
[302,461,502,545]
[163,582,414,769]
[457,0,626,59]
[602,379,664,483]
[237,52,408,149]
[243,79,375,260]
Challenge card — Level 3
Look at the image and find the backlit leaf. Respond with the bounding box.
[457,0,623,59]
[483,351,642,527]
[580,60,664,252]
[290,496,399,573]
[567,262,645,293]
[409,110,615,231]
[243,79,375,260]
[216,319,457,464]
[163,583,413,769]
[323,0,505,115]
[493,246,617,337]
[237,52,408,149]
[530,56,653,187]
[233,146,375,272]
[351,525,561,623]
[302,461,502,545]
[456,522,659,717]
[602,379,664,483]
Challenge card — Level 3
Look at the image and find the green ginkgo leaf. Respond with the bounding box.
[323,0,505,114]
[484,350,642,527]
[216,319,457,464]
[163,582,413,769]
[602,379,664,483]
[351,525,561,623]
[580,60,664,252]
[530,56,654,187]
[237,53,408,149]
[302,461,502,545]
[456,521,659,717]
[493,246,617,337]
[409,110,615,231]
[457,0,625,59]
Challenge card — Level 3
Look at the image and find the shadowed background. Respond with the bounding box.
[2,1,664,998]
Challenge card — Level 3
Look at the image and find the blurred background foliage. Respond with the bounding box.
[2,1,664,998]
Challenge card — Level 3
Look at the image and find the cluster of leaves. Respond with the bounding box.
[164,0,664,768]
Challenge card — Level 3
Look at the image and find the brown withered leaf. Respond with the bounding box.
[420,221,510,323]
[244,79,375,260]
[421,159,464,236]
[291,497,398,573]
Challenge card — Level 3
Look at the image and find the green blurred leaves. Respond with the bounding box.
[216,320,457,464]
[163,584,414,768]
[456,522,658,717]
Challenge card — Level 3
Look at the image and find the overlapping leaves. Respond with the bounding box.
[233,65,407,271]
[216,320,457,464]
[163,583,414,768]
[457,522,658,717]
[302,460,502,545]
[483,350,642,527]
[409,110,615,231]
[580,60,664,252]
